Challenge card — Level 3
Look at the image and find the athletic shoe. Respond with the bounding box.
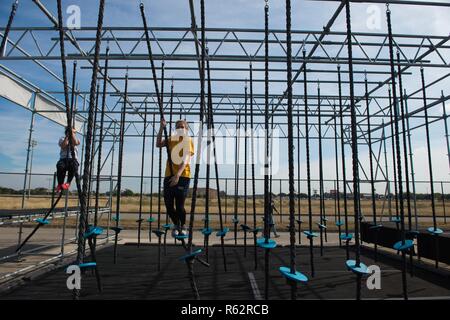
[171,228,179,238]
[178,226,187,236]
[56,184,63,193]
[62,183,70,190]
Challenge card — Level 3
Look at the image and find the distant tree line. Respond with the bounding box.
[1,186,450,200]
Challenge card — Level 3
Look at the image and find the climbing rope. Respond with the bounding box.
[0,0,19,57]
[303,48,315,277]
[113,72,128,264]
[386,5,408,300]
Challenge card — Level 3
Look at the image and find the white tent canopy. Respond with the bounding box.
[0,71,83,132]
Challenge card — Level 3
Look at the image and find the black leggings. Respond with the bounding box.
[56,158,79,186]
[163,176,190,228]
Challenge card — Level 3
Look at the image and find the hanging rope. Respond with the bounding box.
[139,5,174,175]
[304,48,315,277]
[396,52,415,276]
[69,61,77,125]
[15,55,78,253]
[249,63,258,270]
[156,115,163,269]
[345,0,365,301]
[87,82,101,218]
[0,0,19,57]
[388,87,399,222]
[137,99,148,247]
[140,1,208,299]
[140,5,177,270]
[421,67,440,268]
[185,0,206,255]
[234,116,240,245]
[317,84,325,257]
[332,102,341,246]
[244,80,248,256]
[148,113,156,242]
[15,193,63,252]
[364,73,379,261]
[204,69,212,261]
[297,93,302,246]
[337,65,350,259]
[285,0,298,300]
[396,52,413,232]
[403,94,419,230]
[263,0,271,300]
[113,72,128,264]
[386,5,408,300]
[169,80,174,136]
[206,48,227,271]
[59,0,105,299]
[93,47,109,242]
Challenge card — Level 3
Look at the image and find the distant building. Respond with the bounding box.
[187,188,226,199]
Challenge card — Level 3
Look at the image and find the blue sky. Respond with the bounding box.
[0,0,449,195]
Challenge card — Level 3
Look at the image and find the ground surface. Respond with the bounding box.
[1,243,449,300]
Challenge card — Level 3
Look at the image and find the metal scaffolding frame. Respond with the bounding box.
[0,0,449,203]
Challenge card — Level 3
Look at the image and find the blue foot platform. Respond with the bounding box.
[303,231,318,239]
[339,233,353,241]
[179,249,203,261]
[162,223,173,230]
[152,230,165,237]
[35,218,50,225]
[335,221,344,227]
[346,260,369,275]
[201,227,213,236]
[79,262,97,269]
[216,227,229,237]
[427,227,444,235]
[279,266,308,283]
[84,226,103,239]
[393,239,414,252]
[256,237,277,249]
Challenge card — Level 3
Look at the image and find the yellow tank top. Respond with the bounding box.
[164,135,195,178]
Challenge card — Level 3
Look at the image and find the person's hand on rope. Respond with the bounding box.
[169,173,180,187]
[156,118,167,147]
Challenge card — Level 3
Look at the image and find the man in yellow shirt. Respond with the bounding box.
[156,119,194,237]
